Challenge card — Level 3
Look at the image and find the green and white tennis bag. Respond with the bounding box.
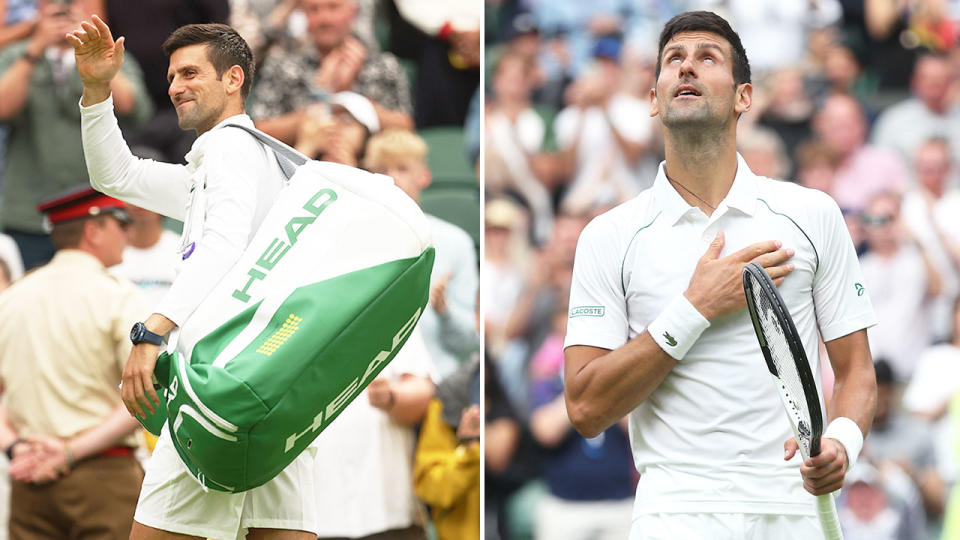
[137,126,435,492]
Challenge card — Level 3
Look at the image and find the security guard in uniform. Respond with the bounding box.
[0,186,147,539]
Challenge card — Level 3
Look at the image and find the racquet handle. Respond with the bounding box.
[816,493,844,540]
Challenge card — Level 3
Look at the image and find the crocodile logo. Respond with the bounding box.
[855,283,864,296]
[663,332,677,347]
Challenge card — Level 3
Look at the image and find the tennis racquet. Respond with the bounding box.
[742,262,843,540]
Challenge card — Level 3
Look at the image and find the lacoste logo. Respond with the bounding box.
[569,306,605,318]
[663,332,677,347]
[855,283,864,296]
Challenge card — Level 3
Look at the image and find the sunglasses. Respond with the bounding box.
[861,213,895,227]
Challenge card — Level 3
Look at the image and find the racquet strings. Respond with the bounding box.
[747,273,816,459]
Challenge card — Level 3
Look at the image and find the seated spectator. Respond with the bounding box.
[864,359,946,521]
[364,129,479,379]
[230,0,304,67]
[794,139,839,194]
[0,0,152,269]
[837,460,926,540]
[737,127,790,180]
[413,358,481,540]
[294,90,380,167]
[757,66,816,159]
[820,42,877,105]
[859,191,939,380]
[109,204,180,309]
[528,298,634,540]
[483,198,528,360]
[501,213,587,416]
[903,297,960,496]
[554,37,651,216]
[901,138,960,342]
[249,0,413,146]
[724,0,842,76]
[811,94,907,214]
[872,52,960,164]
[485,50,554,244]
[484,355,524,540]
[311,329,436,540]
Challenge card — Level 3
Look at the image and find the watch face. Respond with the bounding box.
[130,322,143,342]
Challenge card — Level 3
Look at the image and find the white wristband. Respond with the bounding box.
[824,417,863,470]
[647,294,710,361]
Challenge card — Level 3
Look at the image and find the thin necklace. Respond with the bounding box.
[668,177,716,212]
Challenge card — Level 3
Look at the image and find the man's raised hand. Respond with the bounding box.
[66,14,124,104]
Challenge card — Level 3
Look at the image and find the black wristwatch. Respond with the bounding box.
[5,439,25,460]
[130,322,164,346]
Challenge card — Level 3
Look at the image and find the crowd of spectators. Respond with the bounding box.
[484,1,960,539]
[0,0,480,538]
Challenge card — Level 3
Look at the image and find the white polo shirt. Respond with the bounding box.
[565,154,876,516]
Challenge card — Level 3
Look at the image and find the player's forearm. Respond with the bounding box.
[145,313,177,336]
[81,82,112,106]
[80,96,190,218]
[824,331,876,437]
[67,405,140,461]
[153,241,243,327]
[564,333,676,438]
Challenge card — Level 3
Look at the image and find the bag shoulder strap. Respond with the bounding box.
[225,124,310,181]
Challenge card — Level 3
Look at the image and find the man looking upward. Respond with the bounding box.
[68,16,318,540]
[563,11,878,539]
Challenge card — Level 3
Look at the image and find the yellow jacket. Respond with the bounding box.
[941,392,960,540]
[413,399,480,540]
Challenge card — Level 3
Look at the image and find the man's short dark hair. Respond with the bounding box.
[655,11,751,86]
[162,24,255,99]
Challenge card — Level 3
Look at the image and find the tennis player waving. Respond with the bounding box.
[563,11,878,540]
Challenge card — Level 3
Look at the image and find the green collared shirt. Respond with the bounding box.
[0,41,153,233]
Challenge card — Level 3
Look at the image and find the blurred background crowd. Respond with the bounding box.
[0,0,480,538]
[483,0,960,539]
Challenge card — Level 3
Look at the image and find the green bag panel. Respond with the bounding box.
[245,248,435,488]
[222,256,422,404]
[152,248,434,492]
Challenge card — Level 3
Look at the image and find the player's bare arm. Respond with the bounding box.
[785,329,876,496]
[66,14,125,106]
[121,313,176,418]
[565,233,795,437]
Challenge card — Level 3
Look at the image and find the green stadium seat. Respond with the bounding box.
[419,185,480,247]
[419,126,476,186]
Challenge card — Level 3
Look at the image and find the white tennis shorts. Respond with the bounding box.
[630,512,823,540]
[134,426,319,540]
